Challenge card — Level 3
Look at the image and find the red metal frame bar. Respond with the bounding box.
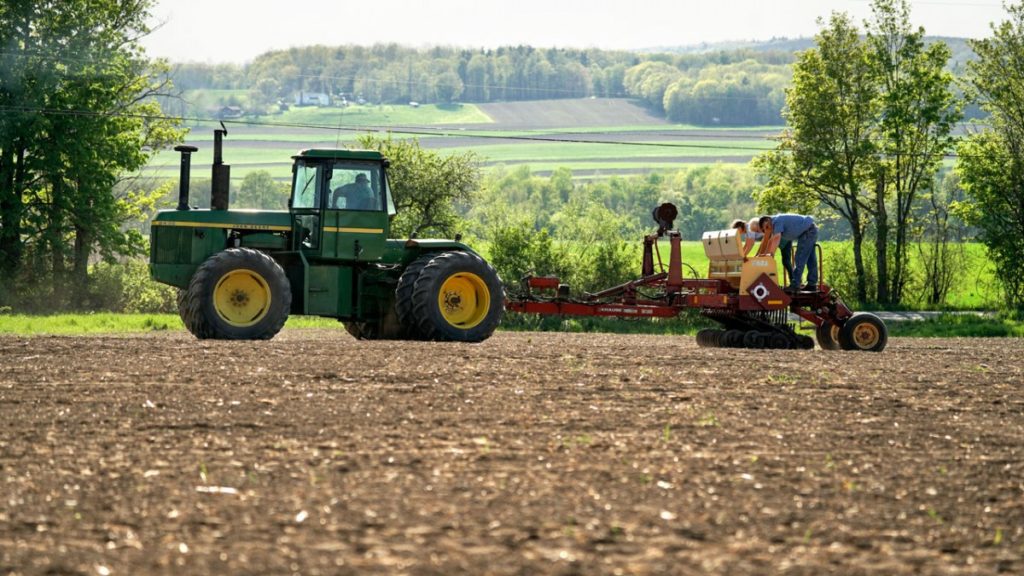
[506,300,681,318]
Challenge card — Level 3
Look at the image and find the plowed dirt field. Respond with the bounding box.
[1,331,1022,575]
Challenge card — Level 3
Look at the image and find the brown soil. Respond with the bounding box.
[1,331,1022,575]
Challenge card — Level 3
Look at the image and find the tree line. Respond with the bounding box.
[0,0,183,309]
[167,38,985,128]
[165,45,800,126]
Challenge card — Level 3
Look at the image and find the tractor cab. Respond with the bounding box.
[289,149,397,261]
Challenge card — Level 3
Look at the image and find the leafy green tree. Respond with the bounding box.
[955,133,1024,306]
[234,171,289,209]
[356,134,481,238]
[435,70,464,102]
[487,188,636,294]
[487,220,560,288]
[0,0,183,307]
[754,12,880,302]
[956,2,1024,307]
[914,171,969,307]
[254,77,282,105]
[623,61,682,110]
[866,0,961,304]
[757,1,960,305]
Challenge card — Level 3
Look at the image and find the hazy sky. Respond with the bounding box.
[142,0,1010,63]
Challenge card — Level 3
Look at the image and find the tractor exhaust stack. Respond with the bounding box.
[173,145,199,211]
[211,123,230,210]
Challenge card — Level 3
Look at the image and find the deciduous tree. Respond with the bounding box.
[754,12,879,302]
[867,0,961,304]
[0,0,183,307]
[356,134,481,239]
[957,1,1024,307]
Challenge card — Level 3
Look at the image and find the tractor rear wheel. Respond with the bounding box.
[176,289,188,321]
[181,248,291,340]
[394,254,436,340]
[816,321,841,351]
[410,251,504,342]
[838,313,887,352]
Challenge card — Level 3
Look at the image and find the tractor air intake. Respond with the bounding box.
[211,125,230,210]
[173,145,199,211]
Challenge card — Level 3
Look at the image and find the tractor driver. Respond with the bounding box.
[331,173,377,210]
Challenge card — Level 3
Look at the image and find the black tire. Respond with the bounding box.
[695,328,722,348]
[410,251,504,342]
[767,332,791,350]
[176,289,188,322]
[816,320,842,351]
[838,313,888,352]
[182,248,291,340]
[797,334,816,350]
[743,331,766,349]
[722,329,745,348]
[395,254,435,340]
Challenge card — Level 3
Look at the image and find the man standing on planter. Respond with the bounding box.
[749,214,818,293]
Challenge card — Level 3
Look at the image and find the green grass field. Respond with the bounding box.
[250,102,493,127]
[146,98,780,181]
[0,313,341,335]
[144,138,771,182]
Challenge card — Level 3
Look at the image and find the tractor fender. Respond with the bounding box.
[382,238,480,265]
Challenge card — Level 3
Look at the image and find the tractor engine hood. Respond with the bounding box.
[151,209,293,233]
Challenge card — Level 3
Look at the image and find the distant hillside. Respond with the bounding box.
[644,36,976,67]
[160,36,979,129]
[641,38,815,54]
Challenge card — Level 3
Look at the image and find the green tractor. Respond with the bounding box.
[148,128,504,341]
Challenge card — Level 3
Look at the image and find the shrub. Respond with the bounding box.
[88,260,178,313]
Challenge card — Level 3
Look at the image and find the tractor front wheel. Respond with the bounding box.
[837,313,887,352]
[181,248,291,340]
[410,251,504,342]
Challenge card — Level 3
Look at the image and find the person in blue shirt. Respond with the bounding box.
[749,214,818,292]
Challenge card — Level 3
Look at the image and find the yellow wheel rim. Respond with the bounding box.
[851,322,880,349]
[213,268,272,327]
[437,272,490,329]
[829,323,840,344]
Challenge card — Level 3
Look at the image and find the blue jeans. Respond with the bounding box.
[781,225,818,289]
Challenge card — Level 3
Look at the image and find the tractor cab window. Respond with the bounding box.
[290,160,321,249]
[291,162,320,209]
[326,162,385,211]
